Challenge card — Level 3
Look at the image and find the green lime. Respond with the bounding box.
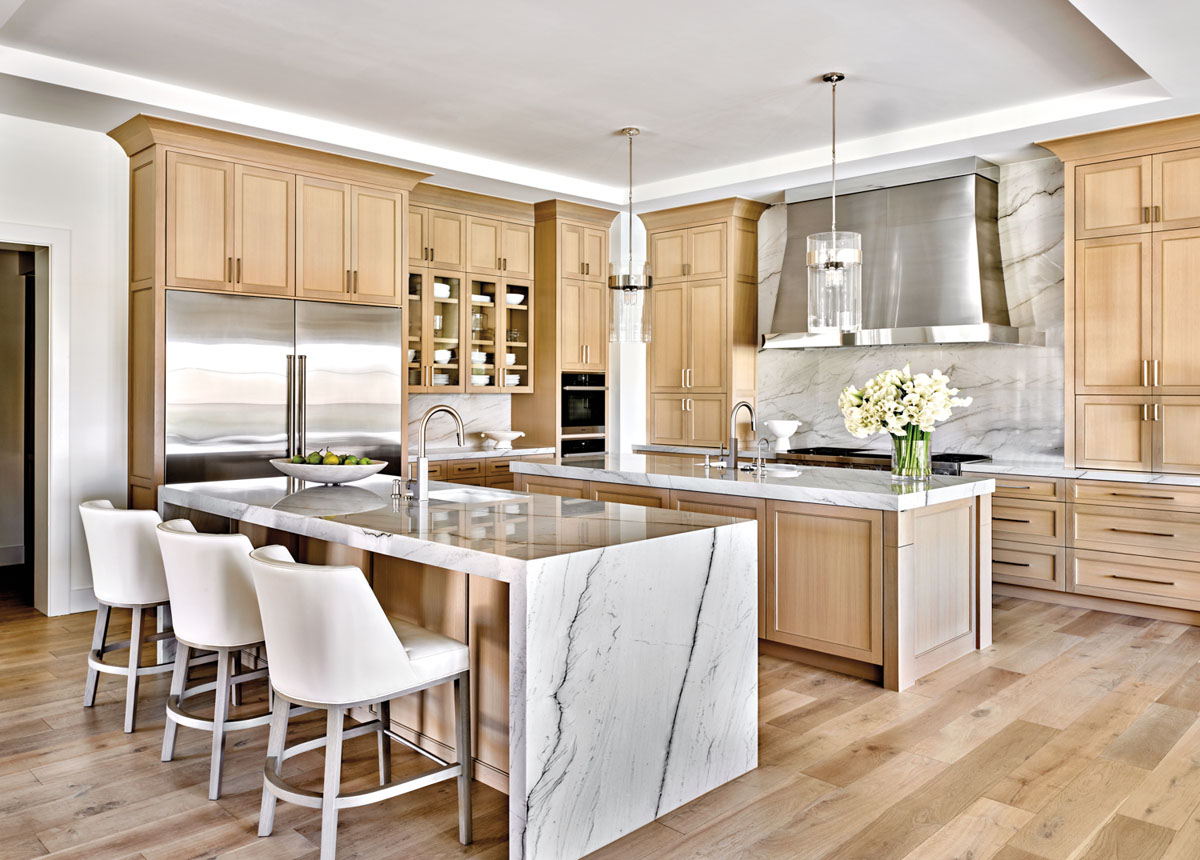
[358,456,371,466]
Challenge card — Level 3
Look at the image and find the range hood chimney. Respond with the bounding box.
[762,158,1044,349]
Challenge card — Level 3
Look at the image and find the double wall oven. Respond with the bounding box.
[561,372,606,459]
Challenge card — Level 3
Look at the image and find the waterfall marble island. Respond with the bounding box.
[157,475,757,860]
[512,454,996,690]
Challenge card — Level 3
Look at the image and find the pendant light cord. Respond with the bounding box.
[831,78,837,232]
[628,131,634,277]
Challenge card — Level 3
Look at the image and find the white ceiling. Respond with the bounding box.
[0,0,1197,206]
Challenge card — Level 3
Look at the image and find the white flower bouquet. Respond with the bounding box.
[838,365,972,480]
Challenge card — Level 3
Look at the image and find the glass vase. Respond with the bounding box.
[891,428,931,483]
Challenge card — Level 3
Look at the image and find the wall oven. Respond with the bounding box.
[561,372,606,458]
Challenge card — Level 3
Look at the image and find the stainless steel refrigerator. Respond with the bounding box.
[164,291,405,483]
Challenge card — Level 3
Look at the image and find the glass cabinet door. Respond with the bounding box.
[500,279,532,391]
[406,270,426,390]
[467,277,499,391]
[430,272,462,390]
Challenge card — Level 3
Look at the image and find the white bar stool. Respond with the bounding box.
[156,520,276,800]
[248,545,473,860]
[79,500,178,733]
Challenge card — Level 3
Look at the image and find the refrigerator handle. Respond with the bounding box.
[297,355,308,456]
[286,355,296,458]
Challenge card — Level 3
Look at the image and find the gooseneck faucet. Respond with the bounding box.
[410,405,465,501]
[726,401,757,472]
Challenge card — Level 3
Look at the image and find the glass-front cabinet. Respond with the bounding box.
[464,276,532,393]
[407,268,463,392]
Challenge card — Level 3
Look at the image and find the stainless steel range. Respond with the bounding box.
[777,446,991,475]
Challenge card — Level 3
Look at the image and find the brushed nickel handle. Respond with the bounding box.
[681,397,686,412]
[1154,402,1160,422]
[227,257,233,282]
[1153,359,1160,387]
[687,368,693,388]
[1109,527,1175,538]
[1113,573,1174,586]
[688,398,694,412]
[994,517,1031,524]
[994,559,1031,568]
[503,257,507,270]
[1154,205,1162,222]
[1143,206,1151,224]
[1109,492,1175,500]
[1143,403,1150,421]
[430,247,435,261]
[345,270,351,293]
[585,262,589,275]
[236,257,242,284]
[1143,359,1149,387]
[681,368,686,388]
[353,270,359,294]
[997,484,1032,490]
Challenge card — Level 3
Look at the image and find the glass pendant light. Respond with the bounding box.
[609,127,653,342]
[807,73,862,334]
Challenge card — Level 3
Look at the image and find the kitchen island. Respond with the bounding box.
[159,476,757,860]
[512,455,996,691]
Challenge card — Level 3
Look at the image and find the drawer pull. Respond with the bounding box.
[994,517,1031,524]
[1108,527,1176,538]
[997,484,1032,490]
[1112,573,1176,587]
[1109,492,1175,501]
[994,559,1032,567]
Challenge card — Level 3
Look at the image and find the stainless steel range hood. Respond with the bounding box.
[762,158,1044,349]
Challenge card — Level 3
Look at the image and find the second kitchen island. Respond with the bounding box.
[513,454,996,691]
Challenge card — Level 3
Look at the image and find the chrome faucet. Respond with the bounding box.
[725,401,757,472]
[410,405,465,501]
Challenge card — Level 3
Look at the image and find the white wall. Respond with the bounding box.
[0,113,128,611]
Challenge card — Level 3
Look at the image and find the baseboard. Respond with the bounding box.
[994,583,1200,626]
[758,639,884,683]
[69,586,98,614]
[0,545,24,566]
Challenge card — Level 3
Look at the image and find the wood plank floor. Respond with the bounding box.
[6,588,1200,859]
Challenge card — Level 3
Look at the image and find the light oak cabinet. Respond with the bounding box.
[166,152,235,290]
[1074,236,1151,394]
[1074,156,1152,239]
[1075,396,1200,475]
[408,207,466,270]
[560,223,606,281]
[234,164,294,296]
[642,200,766,450]
[466,218,533,278]
[350,185,403,303]
[765,501,883,664]
[463,276,533,393]
[1155,147,1200,230]
[406,269,465,393]
[296,180,402,304]
[559,279,607,372]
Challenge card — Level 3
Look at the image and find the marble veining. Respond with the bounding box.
[967,460,1200,487]
[756,156,1065,462]
[408,393,515,447]
[407,445,555,462]
[513,454,994,511]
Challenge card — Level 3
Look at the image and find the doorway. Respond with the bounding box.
[0,244,38,605]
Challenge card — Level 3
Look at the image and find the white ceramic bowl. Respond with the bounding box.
[471,351,488,363]
[270,458,387,485]
[481,430,525,450]
[433,349,452,364]
[764,419,802,453]
[505,353,517,366]
[407,349,417,362]
[505,294,525,305]
[471,375,492,385]
[433,284,451,299]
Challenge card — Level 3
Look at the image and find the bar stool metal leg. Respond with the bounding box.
[231,651,243,708]
[377,699,392,786]
[83,604,111,707]
[454,672,473,845]
[320,707,345,860]
[125,606,145,733]
[161,643,192,761]
[258,692,290,838]
[209,648,233,800]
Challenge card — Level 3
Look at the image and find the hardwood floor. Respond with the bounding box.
[5,587,1200,859]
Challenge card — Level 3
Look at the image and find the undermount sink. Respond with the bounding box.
[427,487,525,505]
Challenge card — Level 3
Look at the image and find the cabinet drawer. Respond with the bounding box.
[426,461,446,480]
[1072,549,1200,610]
[991,499,1065,546]
[453,476,487,487]
[1070,479,1200,513]
[1070,504,1200,561]
[991,540,1066,591]
[588,481,668,508]
[484,474,515,490]
[447,460,485,479]
[985,475,1065,501]
[485,458,513,476]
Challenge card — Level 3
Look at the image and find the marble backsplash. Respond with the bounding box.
[757,156,1066,463]
[408,393,512,448]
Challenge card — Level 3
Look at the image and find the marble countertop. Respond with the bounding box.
[406,445,556,462]
[159,475,748,582]
[512,454,994,512]
[965,460,1200,487]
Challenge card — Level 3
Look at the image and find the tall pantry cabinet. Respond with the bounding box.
[1043,117,1200,474]
[641,198,767,449]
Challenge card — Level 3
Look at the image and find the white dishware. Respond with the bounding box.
[407,349,416,362]
[433,349,452,364]
[472,294,489,303]
[505,294,525,305]
[471,375,491,385]
[505,353,517,366]
[764,464,802,478]
[471,351,487,363]
[270,458,387,486]
[764,419,802,453]
[481,430,525,450]
[504,373,521,386]
[433,284,451,299]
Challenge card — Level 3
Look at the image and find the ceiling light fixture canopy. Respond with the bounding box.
[807,72,863,334]
[609,127,653,343]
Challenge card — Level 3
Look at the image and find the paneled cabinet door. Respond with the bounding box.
[297,176,352,301]
[650,229,686,283]
[1075,236,1152,394]
[1153,228,1200,394]
[687,279,726,391]
[579,281,607,370]
[501,222,534,278]
[1075,156,1152,239]
[561,223,585,278]
[409,206,429,266]
[466,216,502,276]
[649,394,687,446]
[649,283,687,391]
[1153,147,1200,231]
[559,278,584,371]
[1155,397,1200,475]
[166,151,234,290]
[582,227,606,282]
[1075,395,1153,471]
[234,164,294,296]
[689,394,727,448]
[766,501,883,664]
[351,186,402,304]
[428,210,466,270]
[689,223,727,279]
